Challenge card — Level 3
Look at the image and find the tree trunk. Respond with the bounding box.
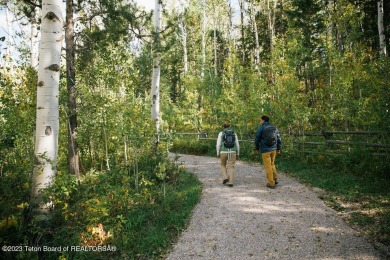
[214,24,217,75]
[180,21,188,76]
[30,6,40,69]
[201,0,207,79]
[178,1,188,77]
[4,5,13,71]
[31,0,63,220]
[152,0,162,141]
[66,0,80,177]
[251,0,260,74]
[377,0,387,56]
[238,0,245,64]
[227,0,234,86]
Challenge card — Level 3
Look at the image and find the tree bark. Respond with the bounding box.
[31,0,63,220]
[377,0,387,56]
[152,0,162,141]
[66,0,80,177]
[30,6,40,69]
[201,0,207,79]
[250,0,260,74]
[238,0,245,64]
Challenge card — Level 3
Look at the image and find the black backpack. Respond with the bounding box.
[262,125,277,146]
[223,129,236,148]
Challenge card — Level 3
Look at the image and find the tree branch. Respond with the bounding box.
[23,0,41,8]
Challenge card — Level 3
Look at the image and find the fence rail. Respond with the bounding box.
[172,130,390,157]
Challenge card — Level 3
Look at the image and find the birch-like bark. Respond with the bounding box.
[178,0,188,76]
[251,0,260,74]
[227,0,234,86]
[4,5,13,70]
[151,0,162,138]
[201,0,207,79]
[30,6,40,69]
[213,23,217,75]
[180,21,188,76]
[32,0,63,218]
[377,0,387,56]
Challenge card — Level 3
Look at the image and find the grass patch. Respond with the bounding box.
[277,158,390,247]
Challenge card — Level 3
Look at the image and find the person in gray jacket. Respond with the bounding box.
[216,122,240,187]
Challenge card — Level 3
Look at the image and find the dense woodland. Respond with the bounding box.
[0,0,389,259]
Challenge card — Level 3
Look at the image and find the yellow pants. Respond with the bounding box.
[220,153,236,185]
[261,150,278,187]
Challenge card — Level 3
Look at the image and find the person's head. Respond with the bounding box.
[223,122,231,128]
[261,115,270,125]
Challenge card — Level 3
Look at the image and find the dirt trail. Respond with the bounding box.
[166,154,384,260]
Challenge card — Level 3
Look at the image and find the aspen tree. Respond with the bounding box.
[30,6,40,69]
[377,0,387,56]
[31,0,63,219]
[152,0,162,141]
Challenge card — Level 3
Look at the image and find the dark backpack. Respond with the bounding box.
[262,125,277,146]
[223,129,236,148]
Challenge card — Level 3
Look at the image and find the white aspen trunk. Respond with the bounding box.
[251,0,260,74]
[178,0,188,76]
[377,0,387,56]
[201,0,207,79]
[214,25,217,75]
[179,21,188,76]
[5,6,13,70]
[30,6,40,69]
[267,0,273,52]
[227,0,234,86]
[151,0,162,137]
[32,0,63,217]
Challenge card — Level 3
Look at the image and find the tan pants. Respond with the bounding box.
[220,153,236,185]
[261,150,278,187]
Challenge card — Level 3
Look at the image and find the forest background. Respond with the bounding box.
[0,0,389,259]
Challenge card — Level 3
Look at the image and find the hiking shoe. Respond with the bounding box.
[228,184,234,187]
[223,179,228,184]
[266,183,275,189]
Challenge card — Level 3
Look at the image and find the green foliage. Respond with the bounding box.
[0,150,201,259]
[1,0,389,256]
[172,140,214,156]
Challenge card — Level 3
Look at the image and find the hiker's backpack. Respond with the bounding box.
[262,125,277,146]
[223,129,236,148]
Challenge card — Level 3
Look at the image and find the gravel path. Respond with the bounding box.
[166,154,384,260]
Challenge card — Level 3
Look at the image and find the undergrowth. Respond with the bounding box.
[0,151,202,259]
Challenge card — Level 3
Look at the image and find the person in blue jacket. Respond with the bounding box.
[255,115,282,189]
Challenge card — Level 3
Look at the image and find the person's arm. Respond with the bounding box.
[216,132,222,156]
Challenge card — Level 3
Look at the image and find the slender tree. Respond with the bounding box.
[66,0,80,177]
[238,0,246,64]
[201,0,207,78]
[377,0,387,56]
[31,0,63,220]
[30,5,40,69]
[151,0,162,141]
[250,0,260,74]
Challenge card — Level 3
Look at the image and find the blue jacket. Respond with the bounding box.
[255,122,282,153]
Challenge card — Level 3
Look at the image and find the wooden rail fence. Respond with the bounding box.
[173,131,390,157]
